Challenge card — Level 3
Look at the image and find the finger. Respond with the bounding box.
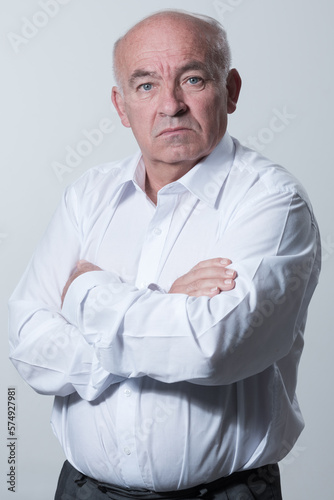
[170,267,237,293]
[186,279,236,297]
[184,277,236,295]
[77,260,90,270]
[218,278,236,291]
[61,289,66,307]
[192,257,232,270]
[76,260,101,272]
[187,287,221,298]
[199,278,236,292]
[186,266,237,284]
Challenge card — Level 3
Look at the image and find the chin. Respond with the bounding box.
[162,144,208,164]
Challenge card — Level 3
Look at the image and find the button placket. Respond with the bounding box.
[135,195,176,289]
[116,380,147,486]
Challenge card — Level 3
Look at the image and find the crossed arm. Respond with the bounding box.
[61,258,237,306]
[9,183,320,400]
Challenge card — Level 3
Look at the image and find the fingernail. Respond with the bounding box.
[220,259,229,265]
[225,269,234,277]
[224,279,232,285]
[210,287,219,292]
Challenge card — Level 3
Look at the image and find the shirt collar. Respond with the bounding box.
[176,132,235,208]
[114,132,235,208]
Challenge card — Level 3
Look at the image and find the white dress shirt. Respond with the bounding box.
[9,133,321,491]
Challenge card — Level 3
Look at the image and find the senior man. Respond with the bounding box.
[9,9,320,500]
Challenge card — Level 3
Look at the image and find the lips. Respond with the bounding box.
[158,127,191,136]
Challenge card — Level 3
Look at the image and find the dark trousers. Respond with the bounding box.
[54,460,283,500]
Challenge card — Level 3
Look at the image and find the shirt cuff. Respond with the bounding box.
[61,270,122,326]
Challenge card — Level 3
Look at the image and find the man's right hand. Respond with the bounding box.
[169,258,237,298]
[61,260,102,307]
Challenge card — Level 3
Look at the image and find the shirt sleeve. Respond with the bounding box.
[61,190,321,385]
[8,186,124,401]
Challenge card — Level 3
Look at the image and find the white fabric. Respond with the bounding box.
[9,133,321,491]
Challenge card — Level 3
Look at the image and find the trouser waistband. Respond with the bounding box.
[68,462,281,499]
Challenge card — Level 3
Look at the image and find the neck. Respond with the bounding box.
[143,158,200,204]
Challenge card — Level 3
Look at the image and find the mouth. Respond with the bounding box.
[158,127,192,137]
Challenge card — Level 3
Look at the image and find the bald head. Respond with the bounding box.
[113,10,231,91]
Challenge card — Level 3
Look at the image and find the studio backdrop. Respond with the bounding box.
[1,1,333,499]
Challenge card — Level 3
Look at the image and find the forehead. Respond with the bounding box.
[119,17,210,77]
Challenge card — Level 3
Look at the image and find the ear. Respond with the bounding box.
[226,69,242,114]
[111,86,131,128]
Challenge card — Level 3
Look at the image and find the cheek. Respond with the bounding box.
[192,90,225,117]
[195,102,225,132]
[124,107,157,149]
[208,97,227,127]
[126,102,155,129]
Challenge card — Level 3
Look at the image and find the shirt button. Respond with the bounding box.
[153,227,162,236]
[124,389,131,397]
[124,447,131,456]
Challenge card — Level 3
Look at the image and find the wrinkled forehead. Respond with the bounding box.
[131,16,207,44]
[117,17,212,78]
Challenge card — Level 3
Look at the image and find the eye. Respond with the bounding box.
[139,83,153,92]
[187,77,203,85]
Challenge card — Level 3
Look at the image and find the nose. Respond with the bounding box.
[158,85,187,117]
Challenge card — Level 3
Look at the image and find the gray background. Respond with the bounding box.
[1,0,333,498]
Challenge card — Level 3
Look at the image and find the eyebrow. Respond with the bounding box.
[128,70,160,88]
[128,60,214,88]
[178,60,213,77]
